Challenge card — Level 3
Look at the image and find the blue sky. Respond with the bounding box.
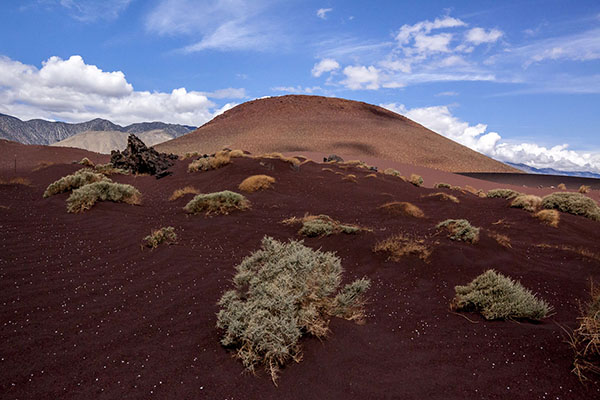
[1,0,600,172]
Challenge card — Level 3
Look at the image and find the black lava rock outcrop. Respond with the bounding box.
[110,134,178,178]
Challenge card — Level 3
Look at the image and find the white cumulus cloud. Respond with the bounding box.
[465,27,504,45]
[311,58,340,77]
[342,65,381,90]
[317,8,333,20]
[0,55,242,127]
[381,102,600,173]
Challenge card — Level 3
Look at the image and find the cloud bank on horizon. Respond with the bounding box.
[1,0,599,173]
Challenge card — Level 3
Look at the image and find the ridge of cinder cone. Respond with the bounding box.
[155,95,518,173]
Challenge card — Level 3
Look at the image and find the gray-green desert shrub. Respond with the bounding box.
[541,192,600,221]
[143,226,177,249]
[66,181,141,213]
[434,182,451,189]
[409,174,423,187]
[94,163,130,175]
[451,269,552,321]
[487,188,522,199]
[283,214,362,237]
[184,190,249,215]
[510,194,542,212]
[216,236,370,383]
[437,219,480,243]
[44,169,109,198]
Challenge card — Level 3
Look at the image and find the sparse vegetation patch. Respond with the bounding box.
[487,189,522,199]
[534,209,560,227]
[379,201,425,218]
[510,194,542,212]
[283,214,363,237]
[383,168,402,177]
[0,177,31,186]
[424,192,459,203]
[184,190,249,215]
[44,169,108,198]
[188,150,232,172]
[169,186,200,201]
[94,163,130,175]
[434,183,451,189]
[79,157,95,167]
[541,192,600,221]
[373,233,431,262]
[216,236,370,383]
[66,181,141,213]
[409,174,423,187]
[437,219,480,243]
[143,227,177,249]
[238,175,275,192]
[451,269,552,321]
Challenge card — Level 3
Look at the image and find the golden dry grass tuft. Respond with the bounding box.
[373,233,431,262]
[423,192,460,203]
[558,183,567,190]
[282,214,366,237]
[409,174,423,187]
[79,157,95,167]
[258,152,301,167]
[579,185,591,194]
[364,173,378,178]
[321,167,335,173]
[239,175,276,192]
[510,194,542,212]
[379,201,425,218]
[534,209,560,227]
[188,150,232,172]
[568,283,600,381]
[169,186,200,201]
[342,174,358,183]
[464,185,486,198]
[0,177,31,186]
[488,231,512,248]
[383,168,402,177]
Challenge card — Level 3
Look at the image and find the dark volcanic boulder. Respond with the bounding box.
[110,134,178,178]
[324,154,344,163]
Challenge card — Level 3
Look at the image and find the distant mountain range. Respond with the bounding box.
[0,113,196,146]
[506,162,600,179]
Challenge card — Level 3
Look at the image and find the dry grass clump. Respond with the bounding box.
[321,167,334,173]
[488,231,512,248]
[283,214,363,237]
[464,185,486,198]
[541,192,600,221]
[487,188,522,199]
[0,176,32,186]
[258,152,301,167]
[373,234,431,262]
[510,194,542,212]
[79,157,95,167]
[534,209,560,227]
[43,169,108,198]
[558,183,567,190]
[239,175,275,193]
[143,226,177,249]
[66,181,141,213]
[342,174,357,183]
[568,283,600,381]
[451,269,552,321]
[184,190,249,215]
[229,149,246,158]
[188,150,231,172]
[169,186,200,201]
[409,174,423,187]
[216,236,370,384]
[94,163,130,175]
[383,168,401,177]
[379,201,425,218]
[579,185,591,194]
[340,160,371,169]
[434,183,451,189]
[424,192,460,203]
[183,151,201,159]
[437,219,480,243]
[364,173,378,178]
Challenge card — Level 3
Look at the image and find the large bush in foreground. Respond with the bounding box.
[66,181,141,213]
[570,284,600,381]
[451,269,551,321]
[541,192,600,221]
[184,190,249,215]
[44,169,108,198]
[216,236,370,384]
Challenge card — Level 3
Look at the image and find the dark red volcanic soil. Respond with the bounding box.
[155,95,518,173]
[1,152,599,399]
[0,139,109,173]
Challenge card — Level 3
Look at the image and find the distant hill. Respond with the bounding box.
[506,162,600,179]
[51,130,175,154]
[156,95,518,173]
[0,113,195,146]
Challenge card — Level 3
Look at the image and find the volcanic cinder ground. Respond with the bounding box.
[1,149,599,399]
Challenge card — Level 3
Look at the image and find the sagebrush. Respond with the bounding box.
[541,192,600,221]
[143,226,177,249]
[510,194,542,212]
[283,214,362,237]
[67,181,141,213]
[451,269,552,321]
[373,234,431,262]
[44,169,109,198]
[184,190,249,215]
[437,219,480,243]
[569,283,600,381]
[487,189,522,199]
[216,236,370,383]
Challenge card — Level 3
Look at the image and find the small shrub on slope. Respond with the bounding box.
[67,181,141,213]
[44,169,109,198]
[424,192,459,203]
[409,174,423,187]
[143,227,177,249]
[373,234,431,262]
[579,185,591,194]
[383,168,402,177]
[94,163,130,175]
[216,236,370,384]
[238,175,275,193]
[541,192,600,221]
[570,284,600,381]
[184,190,249,215]
[558,183,567,190]
[451,269,552,321]
[188,150,231,172]
[79,157,95,167]
[379,201,425,218]
[169,186,200,201]
[284,214,362,237]
[487,189,522,199]
[434,183,451,189]
[437,219,480,243]
[510,194,542,212]
[534,209,560,227]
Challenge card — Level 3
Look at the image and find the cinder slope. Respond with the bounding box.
[51,130,174,154]
[156,95,518,173]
